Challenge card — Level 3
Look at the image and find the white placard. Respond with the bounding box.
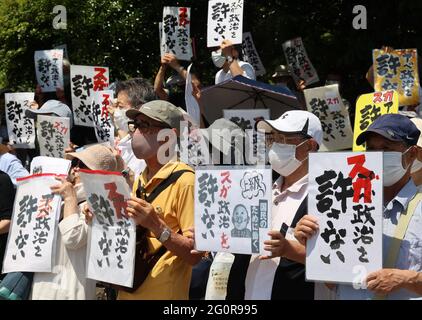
[70,65,109,127]
[30,156,71,175]
[207,0,244,47]
[92,90,115,144]
[80,170,136,288]
[4,92,36,149]
[242,32,266,76]
[304,84,354,152]
[306,152,383,284]
[36,115,70,158]
[34,49,64,93]
[195,166,272,255]
[3,174,62,273]
[162,7,193,61]
[282,37,319,86]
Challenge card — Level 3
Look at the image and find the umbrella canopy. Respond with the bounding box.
[200,75,302,124]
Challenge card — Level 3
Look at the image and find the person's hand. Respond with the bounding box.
[297,79,306,91]
[126,196,163,236]
[294,215,319,245]
[366,269,408,295]
[192,81,201,102]
[64,142,78,154]
[107,98,117,119]
[259,230,287,260]
[82,202,94,224]
[164,53,181,71]
[185,227,207,255]
[220,39,234,57]
[381,46,394,53]
[29,100,39,110]
[50,176,76,202]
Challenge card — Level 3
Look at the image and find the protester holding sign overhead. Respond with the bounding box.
[295,114,422,299]
[214,40,256,84]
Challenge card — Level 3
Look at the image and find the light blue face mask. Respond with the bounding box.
[211,49,226,69]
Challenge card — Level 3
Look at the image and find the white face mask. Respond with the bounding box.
[74,182,87,203]
[114,108,130,132]
[268,141,307,177]
[383,150,410,187]
[212,50,226,69]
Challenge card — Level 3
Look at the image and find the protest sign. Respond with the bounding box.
[34,49,64,93]
[30,156,71,175]
[242,32,266,76]
[92,90,114,144]
[36,115,70,158]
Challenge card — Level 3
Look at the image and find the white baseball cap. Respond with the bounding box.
[257,110,323,146]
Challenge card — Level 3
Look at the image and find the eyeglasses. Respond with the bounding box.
[265,133,307,147]
[128,120,170,134]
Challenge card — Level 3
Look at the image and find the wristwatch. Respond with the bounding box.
[158,227,171,243]
[226,55,234,63]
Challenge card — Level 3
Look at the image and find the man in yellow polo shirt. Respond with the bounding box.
[120,100,201,300]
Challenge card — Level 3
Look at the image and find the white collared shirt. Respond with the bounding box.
[244,175,308,300]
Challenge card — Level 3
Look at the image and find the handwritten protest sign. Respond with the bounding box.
[195,166,271,255]
[4,92,36,148]
[3,174,62,273]
[162,7,193,61]
[306,152,383,284]
[373,49,420,106]
[92,90,114,144]
[158,22,166,58]
[30,156,71,175]
[304,85,353,151]
[70,65,109,127]
[36,115,70,158]
[80,170,135,287]
[353,90,399,151]
[242,32,266,76]
[34,49,64,93]
[207,0,244,47]
[282,37,319,86]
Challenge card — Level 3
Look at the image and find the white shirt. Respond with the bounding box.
[335,179,422,300]
[215,61,256,85]
[244,175,308,300]
[0,152,29,185]
[31,204,96,300]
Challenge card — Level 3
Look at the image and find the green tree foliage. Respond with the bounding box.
[0,0,421,110]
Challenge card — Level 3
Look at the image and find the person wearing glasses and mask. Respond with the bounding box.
[213,39,256,85]
[118,100,202,300]
[226,110,322,300]
[296,114,422,300]
[108,78,156,182]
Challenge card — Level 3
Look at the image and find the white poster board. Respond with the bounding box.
[304,84,353,151]
[4,92,36,149]
[194,166,272,255]
[282,37,319,86]
[306,152,383,284]
[2,174,62,273]
[207,0,244,47]
[34,49,64,93]
[30,156,71,175]
[80,170,136,288]
[162,7,193,61]
[92,90,115,145]
[70,65,109,127]
[36,115,70,158]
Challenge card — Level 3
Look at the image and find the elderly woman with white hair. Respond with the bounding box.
[30,144,126,300]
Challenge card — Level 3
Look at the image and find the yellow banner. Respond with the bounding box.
[353,90,399,151]
[373,49,420,106]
